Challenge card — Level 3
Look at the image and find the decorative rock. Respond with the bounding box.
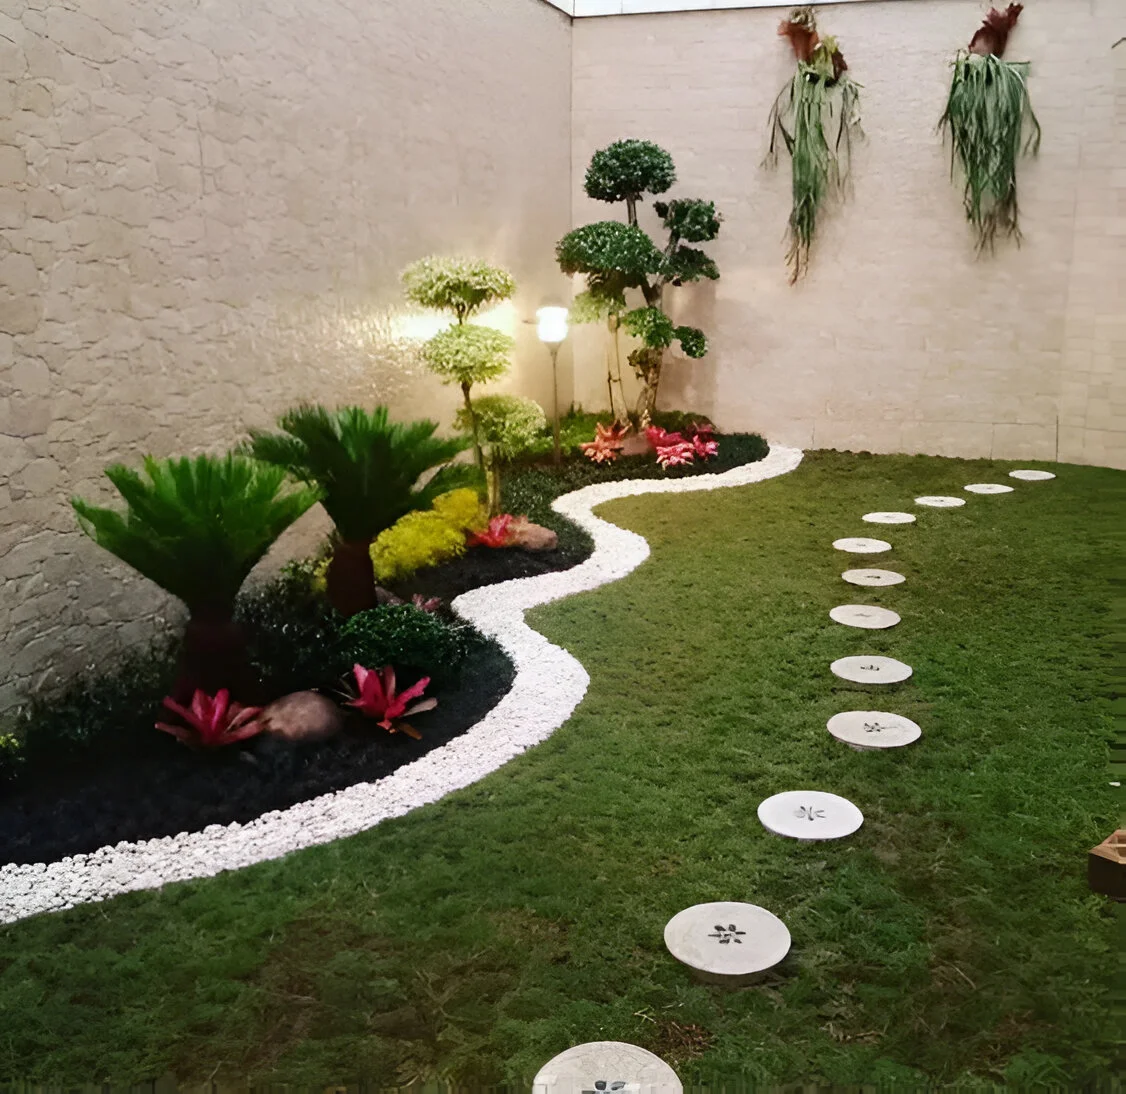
[829,604,901,630]
[757,790,864,841]
[862,512,916,524]
[842,568,905,587]
[533,1042,682,1094]
[259,691,344,744]
[964,483,1014,494]
[830,655,913,684]
[663,901,791,985]
[619,432,652,457]
[827,710,922,750]
[509,517,559,552]
[1009,469,1056,481]
[832,537,891,554]
[914,496,965,508]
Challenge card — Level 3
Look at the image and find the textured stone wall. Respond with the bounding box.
[0,0,572,713]
[571,0,1125,467]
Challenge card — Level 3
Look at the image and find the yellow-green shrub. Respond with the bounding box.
[370,489,487,583]
[432,488,488,534]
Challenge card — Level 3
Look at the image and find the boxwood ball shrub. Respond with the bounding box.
[370,488,488,583]
[340,605,468,684]
[456,394,547,514]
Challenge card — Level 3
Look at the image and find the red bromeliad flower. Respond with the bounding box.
[692,434,719,460]
[468,513,516,548]
[346,664,436,738]
[156,688,264,748]
[580,421,628,464]
[655,441,697,469]
[645,425,686,450]
[411,593,442,613]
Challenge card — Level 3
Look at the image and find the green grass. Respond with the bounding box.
[0,451,1120,1089]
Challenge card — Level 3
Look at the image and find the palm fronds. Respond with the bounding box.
[72,454,318,614]
[248,405,472,544]
[939,51,1040,251]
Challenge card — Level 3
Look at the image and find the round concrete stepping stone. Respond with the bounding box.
[663,901,791,985]
[842,568,906,587]
[827,710,922,750]
[862,511,916,524]
[533,1042,682,1094]
[915,495,965,507]
[829,604,901,629]
[964,483,1014,494]
[831,655,913,684]
[757,790,864,841]
[1009,469,1056,481]
[833,537,892,554]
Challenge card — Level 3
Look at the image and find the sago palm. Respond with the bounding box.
[248,405,474,616]
[73,453,319,699]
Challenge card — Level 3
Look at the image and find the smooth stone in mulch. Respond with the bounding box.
[757,790,864,841]
[1010,469,1056,481]
[533,1042,682,1094]
[833,537,892,554]
[964,483,1014,494]
[842,568,906,587]
[862,512,916,524]
[827,710,922,750]
[831,655,913,685]
[829,604,901,630]
[663,901,791,986]
[915,496,965,508]
[260,691,344,743]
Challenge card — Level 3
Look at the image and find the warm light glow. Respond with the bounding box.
[391,311,452,341]
[536,305,569,345]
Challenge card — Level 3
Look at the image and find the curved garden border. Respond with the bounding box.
[0,446,803,925]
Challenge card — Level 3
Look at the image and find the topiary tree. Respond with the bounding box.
[557,139,721,426]
[402,256,517,469]
[455,394,546,515]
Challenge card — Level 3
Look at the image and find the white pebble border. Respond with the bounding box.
[0,446,804,925]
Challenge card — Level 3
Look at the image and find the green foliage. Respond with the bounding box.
[674,325,708,358]
[248,405,473,544]
[939,53,1040,251]
[569,289,619,325]
[0,732,26,783]
[622,306,675,350]
[400,256,516,323]
[72,454,319,615]
[654,198,722,243]
[420,324,514,389]
[457,395,547,462]
[662,245,720,285]
[584,138,676,205]
[340,605,468,682]
[555,222,661,284]
[431,487,488,531]
[370,489,486,584]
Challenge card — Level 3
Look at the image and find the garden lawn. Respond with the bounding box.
[0,450,1119,1089]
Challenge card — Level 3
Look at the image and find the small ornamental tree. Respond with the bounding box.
[455,394,546,515]
[557,139,721,426]
[402,256,517,468]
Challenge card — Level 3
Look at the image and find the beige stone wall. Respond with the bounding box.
[571,0,1126,467]
[0,0,572,711]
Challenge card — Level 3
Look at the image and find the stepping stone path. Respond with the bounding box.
[533,1042,682,1094]
[664,901,791,985]
[842,568,906,587]
[831,655,913,684]
[862,511,916,524]
[964,483,1014,494]
[833,537,892,554]
[827,710,922,750]
[758,790,864,841]
[829,604,901,629]
[915,495,965,507]
[1010,469,1056,481]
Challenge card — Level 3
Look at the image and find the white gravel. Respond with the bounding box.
[0,446,804,925]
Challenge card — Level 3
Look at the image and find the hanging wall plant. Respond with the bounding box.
[938,4,1041,251]
[766,7,862,283]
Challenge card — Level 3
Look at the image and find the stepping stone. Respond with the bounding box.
[829,604,901,630]
[827,710,922,750]
[964,483,1014,495]
[833,537,892,554]
[757,790,864,841]
[831,655,913,684]
[915,495,965,508]
[663,901,791,986]
[862,512,916,524]
[842,568,906,587]
[533,1042,682,1094]
[1010,469,1056,481]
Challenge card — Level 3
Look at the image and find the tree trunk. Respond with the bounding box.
[174,608,257,704]
[462,382,484,471]
[607,316,629,425]
[630,346,663,428]
[326,537,377,618]
[486,461,502,516]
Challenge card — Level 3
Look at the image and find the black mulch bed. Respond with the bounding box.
[0,636,513,867]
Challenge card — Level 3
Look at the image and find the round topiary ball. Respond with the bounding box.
[585,139,676,204]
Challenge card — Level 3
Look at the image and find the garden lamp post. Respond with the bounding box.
[536,305,569,465]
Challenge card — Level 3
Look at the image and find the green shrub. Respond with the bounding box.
[341,606,468,684]
[0,732,26,783]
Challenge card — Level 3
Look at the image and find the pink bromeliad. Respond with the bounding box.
[156,688,264,748]
[346,664,436,738]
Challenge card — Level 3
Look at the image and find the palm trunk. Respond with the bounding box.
[175,607,256,703]
[326,537,377,618]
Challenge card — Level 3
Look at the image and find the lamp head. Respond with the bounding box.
[536,305,569,346]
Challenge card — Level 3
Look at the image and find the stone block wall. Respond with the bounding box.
[0,0,572,713]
